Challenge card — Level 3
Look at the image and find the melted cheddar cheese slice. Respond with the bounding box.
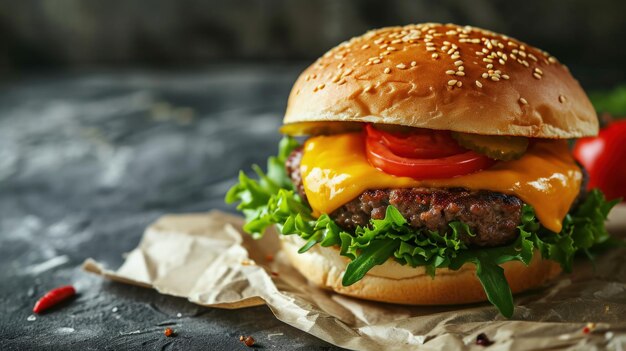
[300,133,582,233]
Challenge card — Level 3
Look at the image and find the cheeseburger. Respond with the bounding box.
[226,23,618,317]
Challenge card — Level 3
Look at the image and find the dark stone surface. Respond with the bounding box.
[0,65,346,350]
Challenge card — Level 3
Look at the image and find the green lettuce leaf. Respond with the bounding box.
[226,137,620,318]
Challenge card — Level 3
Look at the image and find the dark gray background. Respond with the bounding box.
[0,1,624,350]
[1,0,626,88]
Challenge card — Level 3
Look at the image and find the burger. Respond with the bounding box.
[226,23,618,317]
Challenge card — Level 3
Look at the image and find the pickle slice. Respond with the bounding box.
[451,132,529,161]
[279,121,362,136]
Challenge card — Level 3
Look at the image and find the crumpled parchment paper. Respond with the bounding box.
[84,206,626,351]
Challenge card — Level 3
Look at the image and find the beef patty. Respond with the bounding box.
[286,147,584,247]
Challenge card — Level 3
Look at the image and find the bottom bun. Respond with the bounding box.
[280,235,561,305]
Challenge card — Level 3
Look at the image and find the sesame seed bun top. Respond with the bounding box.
[283,23,598,138]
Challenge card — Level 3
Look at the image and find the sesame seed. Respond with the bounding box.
[426,47,436,52]
[519,51,527,58]
[361,44,370,50]
[455,71,465,76]
[454,60,463,66]
[344,68,353,76]
[533,72,542,79]
[529,53,538,61]
[456,81,463,87]
[447,48,455,55]
[388,46,397,51]
[491,76,500,81]
[426,42,435,46]
[364,85,373,92]
[384,67,391,74]
[411,61,417,67]
[446,70,456,75]
[483,58,493,63]
[331,75,340,83]
[338,63,345,69]
[372,58,381,64]
[448,79,458,86]
[451,54,460,60]
[519,97,528,105]
[317,84,325,90]
[482,73,489,79]
[486,63,494,69]
[338,78,347,85]
[396,63,407,69]
[458,66,465,71]
[499,59,505,65]
[475,80,483,88]
[559,95,567,103]
[432,53,439,59]
[548,56,557,63]
[534,67,543,74]
[502,74,510,80]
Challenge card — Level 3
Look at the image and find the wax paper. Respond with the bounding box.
[84,205,626,351]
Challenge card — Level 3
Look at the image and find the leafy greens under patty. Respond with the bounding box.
[225,137,618,317]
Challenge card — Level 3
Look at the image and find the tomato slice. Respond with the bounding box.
[364,124,496,179]
[365,124,464,158]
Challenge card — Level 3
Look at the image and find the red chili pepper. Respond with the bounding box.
[164,328,175,337]
[33,285,76,314]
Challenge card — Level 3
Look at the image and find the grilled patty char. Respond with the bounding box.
[286,147,585,247]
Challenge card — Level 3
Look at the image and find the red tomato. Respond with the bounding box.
[573,120,626,201]
[364,124,496,179]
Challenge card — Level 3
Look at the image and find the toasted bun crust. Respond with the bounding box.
[280,235,561,305]
[284,23,597,138]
